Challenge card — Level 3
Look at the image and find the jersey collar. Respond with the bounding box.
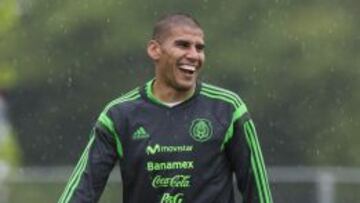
[143,78,201,108]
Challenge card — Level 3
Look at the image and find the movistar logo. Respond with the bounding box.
[146,144,193,155]
[132,126,149,140]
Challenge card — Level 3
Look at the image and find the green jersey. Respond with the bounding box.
[59,79,273,203]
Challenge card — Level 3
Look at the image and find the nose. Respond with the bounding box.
[185,46,201,62]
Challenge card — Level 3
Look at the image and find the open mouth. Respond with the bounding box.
[178,64,196,74]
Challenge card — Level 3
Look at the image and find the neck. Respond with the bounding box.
[152,80,195,103]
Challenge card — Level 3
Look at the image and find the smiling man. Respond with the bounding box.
[58,13,273,203]
[148,16,205,103]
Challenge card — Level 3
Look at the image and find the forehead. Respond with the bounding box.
[164,25,204,43]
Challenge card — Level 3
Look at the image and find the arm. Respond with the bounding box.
[58,115,120,203]
[225,112,273,203]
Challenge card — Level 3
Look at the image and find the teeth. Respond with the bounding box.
[179,65,196,72]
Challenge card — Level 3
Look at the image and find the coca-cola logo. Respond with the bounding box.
[152,174,191,189]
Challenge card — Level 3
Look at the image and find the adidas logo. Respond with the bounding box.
[132,126,150,140]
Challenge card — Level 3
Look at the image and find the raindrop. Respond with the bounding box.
[47,77,54,84]
[67,77,73,87]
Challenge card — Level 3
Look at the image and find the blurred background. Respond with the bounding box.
[0,0,359,202]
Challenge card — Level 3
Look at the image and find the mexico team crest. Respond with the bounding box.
[189,119,213,142]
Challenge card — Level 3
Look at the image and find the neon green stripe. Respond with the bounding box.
[248,121,272,201]
[221,122,234,151]
[58,148,88,203]
[244,121,271,203]
[202,83,240,96]
[104,91,140,115]
[99,113,124,157]
[201,87,241,108]
[201,89,248,150]
[250,156,265,203]
[59,132,94,203]
[145,79,164,106]
[60,89,141,203]
[202,84,249,151]
[202,83,243,105]
[62,136,94,203]
[201,88,240,108]
[245,121,268,202]
[65,136,95,203]
[248,120,273,202]
[64,144,92,203]
[244,123,265,203]
[99,113,116,135]
[103,87,140,113]
[59,135,95,203]
[145,79,194,106]
[98,93,141,158]
[234,105,248,120]
[200,91,238,109]
[221,105,248,150]
[202,84,242,105]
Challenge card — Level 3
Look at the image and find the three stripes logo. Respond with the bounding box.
[132,126,150,140]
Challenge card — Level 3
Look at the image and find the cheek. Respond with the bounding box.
[162,50,178,64]
[200,54,205,65]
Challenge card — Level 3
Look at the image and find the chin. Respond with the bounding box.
[174,81,196,92]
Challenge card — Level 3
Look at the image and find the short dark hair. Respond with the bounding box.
[152,13,203,42]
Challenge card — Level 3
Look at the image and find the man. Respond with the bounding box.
[58,13,273,203]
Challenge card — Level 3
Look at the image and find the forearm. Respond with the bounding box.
[58,123,118,203]
[226,116,273,203]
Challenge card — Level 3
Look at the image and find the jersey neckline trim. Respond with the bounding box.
[141,78,201,109]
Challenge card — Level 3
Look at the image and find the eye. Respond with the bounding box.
[196,44,205,52]
[175,40,191,49]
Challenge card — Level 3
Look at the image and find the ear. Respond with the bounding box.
[147,40,161,60]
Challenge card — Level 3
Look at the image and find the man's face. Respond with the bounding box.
[152,25,205,91]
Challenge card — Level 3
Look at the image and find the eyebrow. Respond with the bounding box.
[174,39,205,48]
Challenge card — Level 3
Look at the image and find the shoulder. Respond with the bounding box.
[101,87,142,115]
[199,82,246,110]
[96,87,141,135]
